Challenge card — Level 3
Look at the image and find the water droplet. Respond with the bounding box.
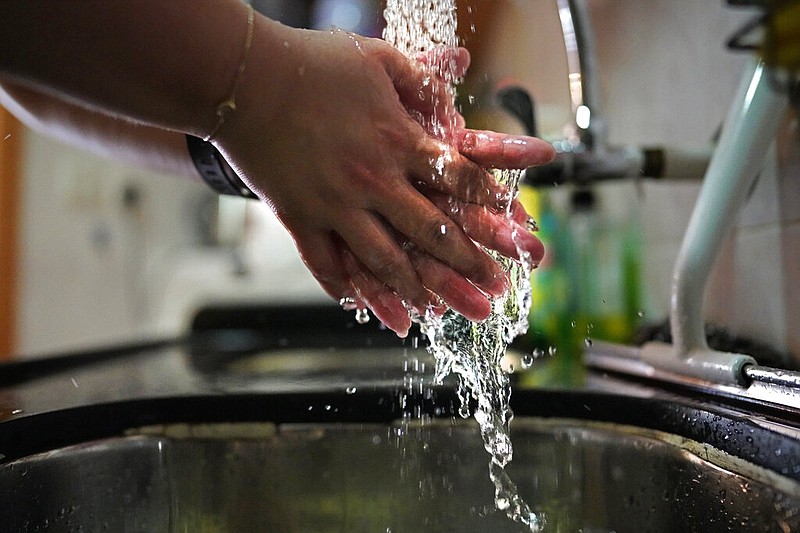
[346,386,357,395]
[637,310,645,318]
[440,224,447,235]
[570,320,577,328]
[339,296,356,310]
[520,354,534,369]
[584,338,593,347]
[496,497,510,511]
[548,346,557,357]
[355,308,370,324]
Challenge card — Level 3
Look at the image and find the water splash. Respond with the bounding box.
[384,2,543,530]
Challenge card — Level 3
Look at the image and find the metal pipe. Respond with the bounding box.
[525,0,710,186]
[638,59,787,385]
[555,0,605,152]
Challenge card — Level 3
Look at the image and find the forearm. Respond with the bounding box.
[0,80,199,179]
[0,0,257,138]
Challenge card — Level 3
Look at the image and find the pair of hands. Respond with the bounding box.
[215,22,554,337]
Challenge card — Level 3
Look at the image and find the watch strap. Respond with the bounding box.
[186,135,257,199]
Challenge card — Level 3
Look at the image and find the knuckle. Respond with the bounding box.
[459,248,493,281]
[421,217,456,247]
[370,254,430,304]
[369,255,413,289]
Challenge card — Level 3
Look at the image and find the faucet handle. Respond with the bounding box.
[495,85,538,138]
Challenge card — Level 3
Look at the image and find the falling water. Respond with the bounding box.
[384,1,544,530]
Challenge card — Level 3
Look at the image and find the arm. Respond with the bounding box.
[0,0,554,336]
[0,80,198,179]
[0,0,249,138]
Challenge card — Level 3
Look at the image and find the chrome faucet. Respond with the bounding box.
[503,0,711,186]
[554,0,604,153]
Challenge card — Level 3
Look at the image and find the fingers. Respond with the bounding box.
[407,249,493,322]
[339,235,494,325]
[411,141,512,209]
[335,210,441,314]
[415,47,471,78]
[373,183,509,298]
[455,129,556,169]
[383,44,467,133]
[294,232,413,337]
[428,191,544,265]
[339,247,414,337]
[295,212,519,332]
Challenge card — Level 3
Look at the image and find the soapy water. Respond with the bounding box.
[383,1,544,531]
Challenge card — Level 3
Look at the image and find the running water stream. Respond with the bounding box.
[383,1,544,530]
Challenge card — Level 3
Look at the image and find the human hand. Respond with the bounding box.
[216,20,553,337]
[336,48,553,334]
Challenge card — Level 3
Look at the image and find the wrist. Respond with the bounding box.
[208,18,301,166]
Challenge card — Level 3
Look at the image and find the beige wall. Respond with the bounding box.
[16,130,213,356]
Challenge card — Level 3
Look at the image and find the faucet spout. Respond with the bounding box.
[505,0,712,186]
[555,0,605,153]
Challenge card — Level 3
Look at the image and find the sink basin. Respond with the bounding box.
[1,407,798,532]
[0,318,797,532]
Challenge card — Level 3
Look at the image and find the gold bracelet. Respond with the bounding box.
[203,4,255,142]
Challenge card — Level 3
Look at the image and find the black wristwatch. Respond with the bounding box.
[185,135,258,199]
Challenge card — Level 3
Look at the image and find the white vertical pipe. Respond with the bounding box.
[670,59,788,357]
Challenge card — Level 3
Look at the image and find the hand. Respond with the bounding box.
[335,50,553,334]
[216,21,553,336]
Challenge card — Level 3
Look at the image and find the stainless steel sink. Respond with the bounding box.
[2,415,798,533]
[1,323,798,532]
